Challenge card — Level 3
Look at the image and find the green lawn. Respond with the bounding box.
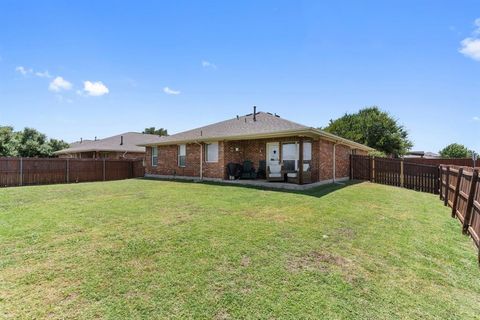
[1,179,479,319]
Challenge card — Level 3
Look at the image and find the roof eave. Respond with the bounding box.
[140,128,374,152]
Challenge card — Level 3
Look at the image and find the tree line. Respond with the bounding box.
[0,126,69,157]
[323,106,476,159]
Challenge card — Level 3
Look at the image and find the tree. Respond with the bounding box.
[439,143,472,158]
[16,128,52,157]
[0,126,19,157]
[48,138,69,153]
[143,127,168,136]
[323,107,412,157]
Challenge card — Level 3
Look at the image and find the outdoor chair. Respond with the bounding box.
[267,163,284,182]
[286,163,312,184]
[226,162,242,180]
[257,160,266,179]
[240,160,257,179]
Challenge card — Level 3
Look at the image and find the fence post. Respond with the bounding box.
[400,160,404,188]
[463,169,478,234]
[19,157,23,186]
[451,167,463,218]
[444,166,450,206]
[103,159,106,181]
[66,159,69,183]
[371,156,375,182]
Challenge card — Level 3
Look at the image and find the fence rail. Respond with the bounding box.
[351,155,439,194]
[0,158,145,187]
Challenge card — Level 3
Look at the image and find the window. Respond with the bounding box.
[303,142,312,161]
[178,144,186,167]
[152,147,158,166]
[205,142,219,162]
[282,142,298,171]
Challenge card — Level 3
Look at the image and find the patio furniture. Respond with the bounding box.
[257,160,266,179]
[267,163,284,182]
[286,163,312,184]
[240,160,257,179]
[226,162,242,180]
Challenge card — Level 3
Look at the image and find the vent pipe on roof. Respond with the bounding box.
[120,135,124,145]
[236,115,239,120]
[80,138,83,143]
[95,136,97,141]
[253,106,257,121]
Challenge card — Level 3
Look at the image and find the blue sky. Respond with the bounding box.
[0,1,479,153]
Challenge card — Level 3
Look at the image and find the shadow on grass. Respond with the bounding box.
[140,177,366,199]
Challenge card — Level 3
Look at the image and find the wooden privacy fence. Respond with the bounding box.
[440,165,480,262]
[350,155,439,194]
[0,158,145,187]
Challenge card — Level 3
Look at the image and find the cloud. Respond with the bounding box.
[459,18,480,61]
[459,38,480,61]
[83,80,109,96]
[201,60,217,69]
[35,71,51,78]
[473,116,480,121]
[15,66,32,75]
[49,76,72,92]
[163,86,180,95]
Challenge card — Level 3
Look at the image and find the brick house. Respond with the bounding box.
[54,132,161,160]
[139,110,372,185]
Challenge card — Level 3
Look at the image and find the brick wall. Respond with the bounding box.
[145,137,359,183]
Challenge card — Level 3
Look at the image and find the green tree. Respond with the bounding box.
[16,128,51,157]
[324,107,412,157]
[0,126,19,157]
[48,138,69,153]
[439,143,472,158]
[143,127,168,136]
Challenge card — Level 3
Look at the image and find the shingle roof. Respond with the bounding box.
[150,112,308,144]
[138,111,373,151]
[54,132,164,155]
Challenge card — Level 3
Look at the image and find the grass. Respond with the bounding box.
[0,179,479,319]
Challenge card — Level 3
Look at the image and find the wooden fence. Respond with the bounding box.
[351,155,439,194]
[440,165,480,262]
[0,158,145,187]
[405,157,477,167]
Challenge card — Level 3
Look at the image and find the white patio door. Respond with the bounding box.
[266,142,280,167]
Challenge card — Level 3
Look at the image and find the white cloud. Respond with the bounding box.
[459,38,480,61]
[460,18,480,61]
[83,80,109,96]
[473,116,480,121]
[49,76,72,92]
[163,86,180,95]
[35,71,51,78]
[201,60,217,69]
[15,66,32,75]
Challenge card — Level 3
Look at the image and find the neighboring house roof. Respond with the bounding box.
[138,111,374,152]
[405,151,440,159]
[54,132,164,155]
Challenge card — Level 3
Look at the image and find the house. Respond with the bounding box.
[139,109,373,185]
[54,132,163,160]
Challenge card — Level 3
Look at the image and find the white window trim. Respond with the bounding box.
[151,146,158,167]
[178,144,186,167]
[205,142,219,163]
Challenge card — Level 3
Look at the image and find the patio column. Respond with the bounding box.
[298,138,304,185]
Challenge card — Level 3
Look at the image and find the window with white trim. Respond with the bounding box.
[303,142,312,161]
[282,142,298,171]
[151,147,158,166]
[178,144,186,167]
[205,142,219,162]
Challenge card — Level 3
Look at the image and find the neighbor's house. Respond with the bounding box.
[139,110,373,185]
[54,132,162,160]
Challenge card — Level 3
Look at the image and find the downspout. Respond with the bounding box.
[333,142,337,183]
[195,142,203,180]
